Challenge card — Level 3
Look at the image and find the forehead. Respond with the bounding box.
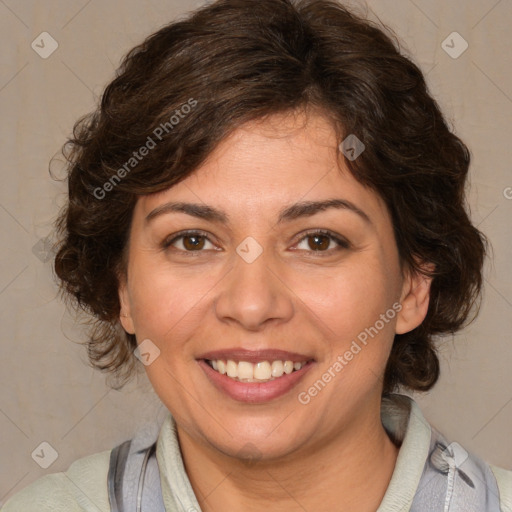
[136,110,389,226]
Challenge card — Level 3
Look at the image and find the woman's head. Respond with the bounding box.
[55,0,486,412]
[112,109,434,459]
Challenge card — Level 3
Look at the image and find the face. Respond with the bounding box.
[119,110,430,461]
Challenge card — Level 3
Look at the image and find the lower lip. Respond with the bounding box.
[198,360,315,403]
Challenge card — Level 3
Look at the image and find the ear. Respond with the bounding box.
[395,265,433,335]
[118,278,136,335]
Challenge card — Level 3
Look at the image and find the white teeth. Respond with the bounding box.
[217,360,226,374]
[238,361,254,380]
[254,361,271,380]
[208,359,307,382]
[283,361,294,374]
[226,360,238,378]
[271,360,284,377]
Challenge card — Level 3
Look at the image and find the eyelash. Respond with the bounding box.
[162,229,351,256]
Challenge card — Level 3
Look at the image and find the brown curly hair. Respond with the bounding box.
[54,0,487,392]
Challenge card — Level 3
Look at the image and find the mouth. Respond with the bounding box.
[204,358,309,383]
[197,349,315,403]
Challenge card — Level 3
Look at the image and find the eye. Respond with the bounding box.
[293,230,350,253]
[163,230,217,252]
[162,229,350,255]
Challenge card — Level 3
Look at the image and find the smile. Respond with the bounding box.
[206,359,308,382]
[197,348,315,402]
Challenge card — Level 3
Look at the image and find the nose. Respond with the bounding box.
[214,246,294,331]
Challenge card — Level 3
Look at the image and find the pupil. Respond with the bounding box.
[309,234,329,251]
[184,235,204,250]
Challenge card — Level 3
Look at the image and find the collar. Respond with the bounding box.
[377,394,432,511]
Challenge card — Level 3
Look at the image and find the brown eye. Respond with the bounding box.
[163,231,216,252]
[307,234,331,251]
[294,230,350,254]
[182,235,206,251]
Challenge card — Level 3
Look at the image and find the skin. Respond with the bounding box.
[119,108,432,511]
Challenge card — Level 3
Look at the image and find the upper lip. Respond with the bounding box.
[197,348,315,364]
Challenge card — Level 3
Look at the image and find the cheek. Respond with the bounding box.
[289,260,398,339]
[289,262,400,398]
[127,258,222,349]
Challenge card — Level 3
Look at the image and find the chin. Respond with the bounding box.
[195,415,309,461]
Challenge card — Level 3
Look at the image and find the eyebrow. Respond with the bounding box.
[145,198,372,225]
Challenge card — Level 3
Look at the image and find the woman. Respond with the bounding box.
[3,0,511,510]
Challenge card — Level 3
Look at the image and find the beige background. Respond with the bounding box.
[1,0,511,504]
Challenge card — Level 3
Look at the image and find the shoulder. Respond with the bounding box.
[420,428,512,512]
[1,450,112,512]
[383,395,512,511]
[490,464,512,512]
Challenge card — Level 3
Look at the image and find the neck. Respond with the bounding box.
[177,404,400,512]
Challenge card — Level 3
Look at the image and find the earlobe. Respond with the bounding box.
[118,281,136,335]
[395,267,433,335]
